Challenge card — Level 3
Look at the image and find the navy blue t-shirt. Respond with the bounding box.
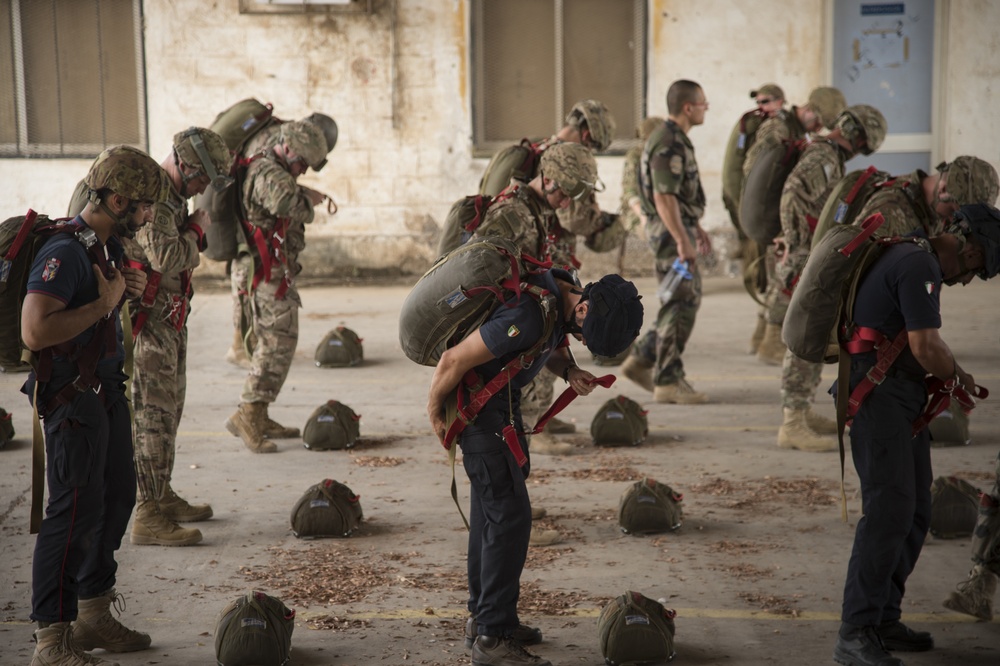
[24,217,126,370]
[851,241,941,376]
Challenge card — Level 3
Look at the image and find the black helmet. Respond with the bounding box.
[947,204,1000,279]
[579,275,644,357]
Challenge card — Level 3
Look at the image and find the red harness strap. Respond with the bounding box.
[911,378,988,436]
[246,216,292,299]
[530,374,616,434]
[841,325,911,422]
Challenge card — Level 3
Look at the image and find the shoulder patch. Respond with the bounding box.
[925,281,935,295]
[507,325,520,338]
[669,155,683,175]
[41,257,61,282]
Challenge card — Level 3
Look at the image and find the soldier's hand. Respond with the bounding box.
[428,404,449,450]
[695,225,713,256]
[121,266,147,300]
[677,239,698,264]
[94,264,126,312]
[300,186,326,207]
[568,367,598,396]
[189,208,211,229]
[957,367,976,394]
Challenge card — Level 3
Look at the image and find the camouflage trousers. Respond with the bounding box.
[132,313,188,502]
[520,367,557,429]
[780,348,823,410]
[234,254,301,404]
[970,452,1000,574]
[758,243,790,325]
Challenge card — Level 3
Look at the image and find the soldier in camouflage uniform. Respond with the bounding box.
[743,87,847,364]
[620,80,711,404]
[225,121,332,453]
[944,450,1000,621]
[774,106,887,452]
[619,116,666,238]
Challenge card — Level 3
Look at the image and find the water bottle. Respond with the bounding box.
[656,258,692,304]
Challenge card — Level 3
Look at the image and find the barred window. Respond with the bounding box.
[0,0,146,158]
[471,0,646,156]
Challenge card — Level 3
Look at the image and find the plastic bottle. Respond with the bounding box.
[656,258,693,304]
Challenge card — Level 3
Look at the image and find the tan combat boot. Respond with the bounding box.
[805,408,838,435]
[224,329,250,368]
[621,354,654,392]
[748,316,766,355]
[529,527,562,547]
[530,507,547,520]
[777,408,837,452]
[159,482,213,522]
[225,402,277,453]
[943,565,997,621]
[654,379,708,404]
[32,622,119,666]
[130,501,203,546]
[756,322,786,366]
[529,432,574,456]
[72,589,151,653]
[262,404,301,439]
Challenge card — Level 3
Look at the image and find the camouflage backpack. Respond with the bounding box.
[597,591,677,665]
[214,591,295,666]
[0,407,13,449]
[618,478,683,535]
[435,194,496,258]
[290,479,363,538]
[591,396,648,447]
[811,165,894,249]
[302,400,361,451]
[930,476,981,539]
[479,139,544,197]
[739,138,806,244]
[314,326,364,367]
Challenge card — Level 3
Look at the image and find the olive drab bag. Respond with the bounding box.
[739,138,805,244]
[435,194,496,258]
[811,165,894,249]
[194,98,277,261]
[929,476,982,539]
[721,108,768,214]
[302,400,361,451]
[591,396,648,447]
[478,139,544,197]
[597,591,677,665]
[214,591,295,666]
[0,407,13,449]
[618,478,683,535]
[290,479,363,538]
[314,326,364,367]
[928,407,971,447]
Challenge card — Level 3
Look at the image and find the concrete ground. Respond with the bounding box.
[0,274,997,666]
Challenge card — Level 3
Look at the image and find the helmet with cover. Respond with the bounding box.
[85,145,166,238]
[303,113,338,171]
[173,127,234,193]
[540,141,599,201]
[279,120,329,171]
[566,99,617,152]
[807,87,847,130]
[835,104,887,156]
[943,156,1000,207]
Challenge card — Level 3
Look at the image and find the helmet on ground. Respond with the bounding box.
[566,99,616,151]
[540,142,598,201]
[807,87,847,130]
[280,120,329,171]
[579,274,644,357]
[304,113,338,171]
[173,127,234,192]
[836,105,887,155]
[946,204,1000,279]
[85,145,165,203]
[943,156,1000,207]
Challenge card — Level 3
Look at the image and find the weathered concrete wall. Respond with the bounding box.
[0,0,997,279]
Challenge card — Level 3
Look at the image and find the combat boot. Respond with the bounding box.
[530,507,546,520]
[875,620,933,652]
[621,354,654,392]
[472,635,552,666]
[943,565,997,621]
[159,482,213,522]
[833,624,902,666]
[777,408,837,452]
[262,404,301,439]
[224,329,250,368]
[529,432,573,456]
[756,322,786,365]
[529,527,562,547]
[72,589,151,653]
[465,616,542,650]
[654,379,708,405]
[225,402,277,453]
[542,416,575,434]
[130,501,202,546]
[748,316,766,355]
[32,622,119,666]
[805,408,838,435]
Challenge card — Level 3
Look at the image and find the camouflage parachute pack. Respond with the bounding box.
[435,194,496,258]
[214,590,295,666]
[591,396,648,447]
[618,478,683,535]
[930,476,982,539]
[314,326,364,367]
[597,590,677,666]
[302,400,361,451]
[290,478,363,538]
[739,138,805,244]
[811,166,895,249]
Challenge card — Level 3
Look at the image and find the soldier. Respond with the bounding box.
[745,86,847,363]
[22,146,163,664]
[225,120,332,453]
[619,116,666,243]
[621,79,711,404]
[776,105,887,452]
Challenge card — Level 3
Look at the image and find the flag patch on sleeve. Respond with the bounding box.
[41,258,61,282]
[507,325,520,338]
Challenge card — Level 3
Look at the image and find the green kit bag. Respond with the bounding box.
[739,139,804,244]
[591,396,648,447]
[214,590,295,666]
[290,479,363,539]
[619,478,683,534]
[302,400,361,451]
[930,476,981,539]
[0,407,13,449]
[597,590,677,665]
[928,408,971,447]
[314,326,364,367]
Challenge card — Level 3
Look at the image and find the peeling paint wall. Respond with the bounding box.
[0,0,997,278]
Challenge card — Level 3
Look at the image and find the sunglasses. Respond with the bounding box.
[756,97,773,105]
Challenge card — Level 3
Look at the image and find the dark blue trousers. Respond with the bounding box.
[31,389,136,622]
[841,375,931,626]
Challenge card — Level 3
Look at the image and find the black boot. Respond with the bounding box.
[465,616,542,649]
[833,623,904,666]
[875,620,933,652]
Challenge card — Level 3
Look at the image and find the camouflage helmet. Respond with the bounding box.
[943,156,1000,207]
[540,141,598,201]
[836,104,887,155]
[173,127,234,192]
[85,145,165,203]
[566,99,617,151]
[302,112,338,172]
[279,120,328,171]
[807,86,847,130]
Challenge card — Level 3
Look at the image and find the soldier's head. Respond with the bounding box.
[172,127,233,198]
[279,120,329,177]
[567,275,644,357]
[751,83,785,117]
[939,204,1000,284]
[931,156,1000,222]
[565,99,616,152]
[803,86,847,131]
[538,142,598,209]
[638,116,665,142]
[303,112,338,171]
[666,80,707,126]
[84,145,166,238]
[835,105,887,156]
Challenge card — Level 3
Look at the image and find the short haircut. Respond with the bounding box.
[666,80,703,116]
